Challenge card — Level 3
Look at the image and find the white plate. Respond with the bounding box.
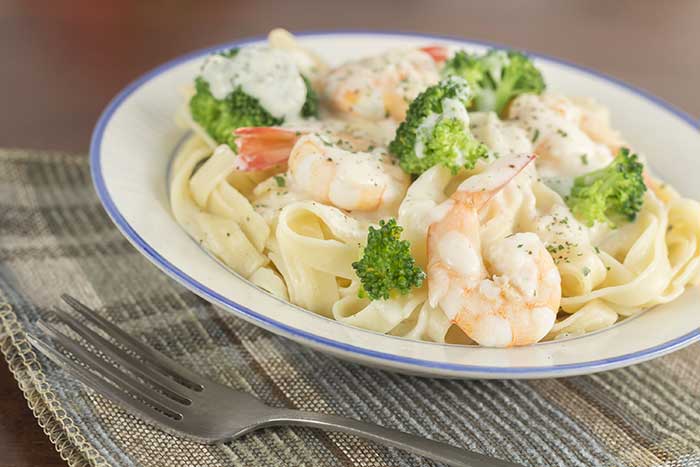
[90,32,700,379]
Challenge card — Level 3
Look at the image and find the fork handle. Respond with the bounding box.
[269,410,524,467]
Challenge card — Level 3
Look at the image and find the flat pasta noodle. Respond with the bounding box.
[170,137,213,242]
[547,299,619,340]
[658,194,700,296]
[333,284,427,334]
[249,266,289,300]
[273,201,366,315]
[170,135,269,279]
[195,213,268,277]
[333,283,458,343]
[207,182,269,251]
[390,299,461,343]
[398,164,452,268]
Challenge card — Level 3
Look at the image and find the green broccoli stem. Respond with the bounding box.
[493,74,518,116]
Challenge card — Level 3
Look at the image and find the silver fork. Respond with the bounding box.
[27,294,524,467]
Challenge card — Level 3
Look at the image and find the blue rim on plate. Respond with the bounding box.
[90,31,700,376]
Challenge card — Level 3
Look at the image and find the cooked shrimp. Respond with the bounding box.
[323,47,441,122]
[508,94,617,178]
[427,153,561,347]
[288,134,409,211]
[233,123,382,171]
[232,127,409,212]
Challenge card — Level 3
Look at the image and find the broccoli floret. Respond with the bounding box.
[190,77,282,146]
[352,219,425,301]
[301,75,319,118]
[441,50,485,92]
[566,148,647,227]
[443,49,545,116]
[389,77,489,175]
[189,48,318,146]
[218,48,240,59]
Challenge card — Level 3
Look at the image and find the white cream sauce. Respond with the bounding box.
[200,46,307,121]
[470,111,532,159]
[533,197,591,261]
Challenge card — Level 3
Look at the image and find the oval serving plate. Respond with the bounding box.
[90,32,700,379]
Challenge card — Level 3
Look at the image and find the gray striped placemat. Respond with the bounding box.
[1,147,700,467]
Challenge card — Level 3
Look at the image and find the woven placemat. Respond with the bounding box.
[2,147,700,467]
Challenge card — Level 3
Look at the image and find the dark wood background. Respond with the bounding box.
[1,1,699,465]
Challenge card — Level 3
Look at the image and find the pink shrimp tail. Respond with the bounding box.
[233,127,302,171]
[420,45,449,63]
[453,153,537,209]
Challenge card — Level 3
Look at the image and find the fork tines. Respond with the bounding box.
[28,294,204,431]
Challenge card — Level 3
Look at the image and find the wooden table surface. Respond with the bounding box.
[1,1,699,465]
